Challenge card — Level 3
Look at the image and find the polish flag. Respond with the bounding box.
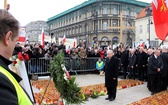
[62,35,66,44]
[73,38,76,48]
[140,42,145,47]
[18,28,26,42]
[41,28,45,48]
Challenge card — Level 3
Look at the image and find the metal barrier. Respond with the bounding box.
[27,57,100,75]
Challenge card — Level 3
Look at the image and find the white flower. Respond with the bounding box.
[14,59,21,67]
[63,73,69,82]
[61,64,67,71]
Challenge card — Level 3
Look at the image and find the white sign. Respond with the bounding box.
[9,61,35,103]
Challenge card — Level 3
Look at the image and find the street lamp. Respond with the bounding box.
[146,7,152,46]
[49,23,53,44]
[92,0,102,42]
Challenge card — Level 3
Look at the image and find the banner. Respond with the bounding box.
[59,38,77,49]
[18,28,26,43]
[9,61,35,103]
[39,35,55,43]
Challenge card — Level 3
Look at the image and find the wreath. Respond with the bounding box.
[49,51,83,104]
[11,55,21,67]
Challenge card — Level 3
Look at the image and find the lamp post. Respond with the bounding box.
[146,7,152,46]
[49,23,53,44]
[148,18,151,46]
[93,0,102,41]
[94,11,98,39]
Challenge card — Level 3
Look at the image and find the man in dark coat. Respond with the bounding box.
[104,50,119,101]
[147,48,154,91]
[128,49,137,79]
[148,50,163,95]
[160,47,168,91]
[121,48,129,79]
[137,47,148,81]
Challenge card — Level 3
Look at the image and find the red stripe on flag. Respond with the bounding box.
[41,29,45,48]
[73,41,76,48]
[62,35,66,44]
[18,37,25,42]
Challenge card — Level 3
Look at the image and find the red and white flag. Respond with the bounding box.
[73,38,77,48]
[62,35,66,44]
[140,42,145,47]
[18,28,26,42]
[152,0,168,40]
[41,28,45,48]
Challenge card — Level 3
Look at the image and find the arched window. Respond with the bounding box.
[103,21,107,30]
[101,36,108,41]
[112,37,119,45]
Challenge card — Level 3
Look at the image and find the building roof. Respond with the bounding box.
[136,5,151,19]
[47,0,150,22]
[137,7,148,19]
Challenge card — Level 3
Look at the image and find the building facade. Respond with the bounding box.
[135,7,168,48]
[47,0,149,47]
[135,16,159,48]
[25,21,49,43]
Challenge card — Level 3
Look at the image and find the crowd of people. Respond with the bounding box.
[1,8,167,105]
[14,39,168,95]
[120,46,168,95]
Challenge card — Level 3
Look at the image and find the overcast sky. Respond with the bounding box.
[0,0,152,26]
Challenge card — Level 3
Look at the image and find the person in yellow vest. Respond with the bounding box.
[0,9,33,105]
[96,58,105,75]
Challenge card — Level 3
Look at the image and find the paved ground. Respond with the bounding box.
[36,74,151,105]
[75,74,151,105]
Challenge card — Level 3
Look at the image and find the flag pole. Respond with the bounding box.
[4,0,7,9]
[159,41,164,47]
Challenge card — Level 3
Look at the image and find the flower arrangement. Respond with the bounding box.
[49,51,83,104]
[10,51,29,67]
[10,55,21,67]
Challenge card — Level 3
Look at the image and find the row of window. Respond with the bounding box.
[139,25,150,33]
[52,19,133,36]
[50,5,139,29]
[52,3,142,22]
[50,10,136,29]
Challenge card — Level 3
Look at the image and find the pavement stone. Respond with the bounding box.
[75,74,151,105]
[33,74,151,105]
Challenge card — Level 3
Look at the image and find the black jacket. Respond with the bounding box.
[148,55,163,75]
[121,51,129,67]
[128,54,137,67]
[0,55,33,105]
[160,53,168,77]
[104,56,119,87]
[137,51,148,67]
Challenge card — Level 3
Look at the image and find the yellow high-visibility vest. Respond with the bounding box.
[0,66,32,105]
[97,62,103,67]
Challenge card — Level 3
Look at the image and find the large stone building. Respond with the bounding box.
[47,0,149,47]
[25,21,49,43]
